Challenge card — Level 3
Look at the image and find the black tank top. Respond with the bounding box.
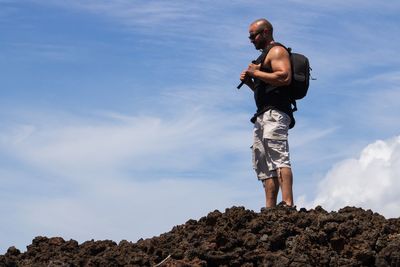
[253,71,292,116]
[251,42,295,128]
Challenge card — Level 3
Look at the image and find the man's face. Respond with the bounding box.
[248,24,265,50]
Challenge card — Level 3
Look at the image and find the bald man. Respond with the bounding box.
[240,18,294,208]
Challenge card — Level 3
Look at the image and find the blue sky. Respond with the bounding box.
[1,0,400,252]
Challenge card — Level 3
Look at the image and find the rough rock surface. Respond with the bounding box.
[1,205,400,266]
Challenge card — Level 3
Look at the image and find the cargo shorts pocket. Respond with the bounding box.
[263,110,290,140]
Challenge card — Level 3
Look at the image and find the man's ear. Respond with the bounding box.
[261,28,267,37]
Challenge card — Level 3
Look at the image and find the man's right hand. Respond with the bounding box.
[240,70,255,90]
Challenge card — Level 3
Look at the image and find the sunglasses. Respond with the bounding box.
[248,29,264,40]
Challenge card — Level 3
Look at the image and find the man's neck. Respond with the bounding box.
[266,40,275,47]
[261,40,275,51]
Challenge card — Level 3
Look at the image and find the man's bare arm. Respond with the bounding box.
[246,46,292,87]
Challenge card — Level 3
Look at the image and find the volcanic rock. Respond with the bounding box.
[1,205,400,266]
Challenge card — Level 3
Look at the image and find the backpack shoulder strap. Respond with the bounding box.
[261,42,289,93]
[260,42,291,68]
[268,42,290,52]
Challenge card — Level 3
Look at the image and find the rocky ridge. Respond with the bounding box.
[1,205,400,266]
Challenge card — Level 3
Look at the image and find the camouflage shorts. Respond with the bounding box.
[252,109,291,180]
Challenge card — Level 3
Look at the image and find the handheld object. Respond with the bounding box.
[237,50,266,89]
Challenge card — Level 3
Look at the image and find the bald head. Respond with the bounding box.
[251,18,273,39]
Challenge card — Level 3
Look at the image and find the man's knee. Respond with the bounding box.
[263,178,279,194]
[278,167,292,180]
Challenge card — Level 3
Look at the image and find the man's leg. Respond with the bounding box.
[253,117,279,207]
[278,167,293,206]
[263,177,280,208]
[261,109,293,207]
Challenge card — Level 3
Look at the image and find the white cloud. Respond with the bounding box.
[299,136,400,218]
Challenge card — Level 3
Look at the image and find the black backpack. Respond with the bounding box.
[265,43,312,111]
[287,48,310,101]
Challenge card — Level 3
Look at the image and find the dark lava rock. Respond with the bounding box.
[1,205,399,266]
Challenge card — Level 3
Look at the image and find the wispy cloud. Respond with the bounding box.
[2,42,82,62]
[0,107,248,178]
[27,0,211,37]
[291,126,338,149]
[288,0,400,11]
[350,71,400,87]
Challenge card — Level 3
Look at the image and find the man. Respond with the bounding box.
[240,18,294,208]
